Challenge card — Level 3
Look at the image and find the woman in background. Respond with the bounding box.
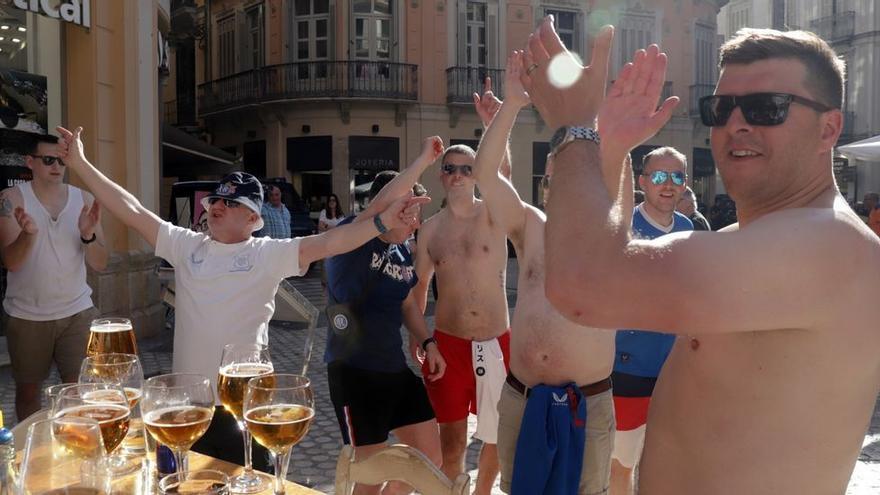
[318,193,346,232]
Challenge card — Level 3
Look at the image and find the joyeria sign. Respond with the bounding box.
[13,0,91,29]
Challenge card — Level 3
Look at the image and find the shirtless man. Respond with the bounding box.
[412,80,510,494]
[524,18,880,494]
[474,52,615,495]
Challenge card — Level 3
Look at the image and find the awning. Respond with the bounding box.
[162,123,238,177]
[838,135,880,162]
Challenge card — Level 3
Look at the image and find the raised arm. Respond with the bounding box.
[0,188,35,271]
[355,136,443,223]
[472,52,531,238]
[298,193,430,268]
[473,77,512,179]
[57,126,163,249]
[79,192,109,271]
[527,19,847,335]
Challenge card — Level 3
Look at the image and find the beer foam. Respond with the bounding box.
[246,404,314,425]
[219,362,274,378]
[145,406,213,427]
[90,322,133,333]
[59,404,130,424]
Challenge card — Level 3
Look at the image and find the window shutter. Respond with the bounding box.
[236,9,249,72]
[487,2,498,68]
[457,0,467,66]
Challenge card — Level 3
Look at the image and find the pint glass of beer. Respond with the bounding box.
[87,317,138,357]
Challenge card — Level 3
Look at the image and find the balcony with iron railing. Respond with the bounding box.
[198,60,419,116]
[809,11,855,44]
[446,67,506,104]
[690,83,716,118]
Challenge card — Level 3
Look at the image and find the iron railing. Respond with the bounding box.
[198,60,419,115]
[446,67,506,104]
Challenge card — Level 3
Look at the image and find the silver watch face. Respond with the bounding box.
[550,127,569,150]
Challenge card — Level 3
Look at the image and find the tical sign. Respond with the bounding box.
[13,0,90,29]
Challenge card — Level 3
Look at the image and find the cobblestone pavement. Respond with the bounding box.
[1,273,878,494]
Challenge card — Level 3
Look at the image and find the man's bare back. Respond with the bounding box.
[639,199,880,494]
[509,207,614,387]
[420,201,509,340]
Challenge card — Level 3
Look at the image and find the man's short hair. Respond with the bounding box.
[683,187,697,201]
[719,28,846,110]
[368,171,426,201]
[441,144,476,164]
[24,133,59,155]
[642,146,687,171]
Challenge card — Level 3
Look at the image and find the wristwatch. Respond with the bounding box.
[80,233,97,244]
[421,337,436,352]
[549,126,601,158]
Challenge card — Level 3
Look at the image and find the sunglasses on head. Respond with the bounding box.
[208,197,242,208]
[699,92,834,127]
[644,170,686,186]
[441,164,473,177]
[30,155,65,166]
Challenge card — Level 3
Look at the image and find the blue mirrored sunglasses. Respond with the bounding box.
[644,170,686,186]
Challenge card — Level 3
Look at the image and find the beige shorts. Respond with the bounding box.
[497,382,616,495]
[5,307,97,383]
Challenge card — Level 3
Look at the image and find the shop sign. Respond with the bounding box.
[13,0,90,29]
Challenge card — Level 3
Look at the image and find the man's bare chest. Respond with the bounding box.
[427,221,506,268]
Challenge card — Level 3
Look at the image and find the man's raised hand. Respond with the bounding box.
[504,51,530,109]
[519,17,613,130]
[14,207,37,235]
[597,44,679,162]
[55,126,87,167]
[473,76,503,127]
[418,136,445,165]
[379,193,432,231]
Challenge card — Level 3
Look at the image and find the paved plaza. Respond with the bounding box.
[0,270,878,494]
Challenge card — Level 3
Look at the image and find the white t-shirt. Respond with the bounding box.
[155,222,307,397]
[318,210,345,228]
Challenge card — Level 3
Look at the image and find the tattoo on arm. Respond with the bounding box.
[0,194,12,217]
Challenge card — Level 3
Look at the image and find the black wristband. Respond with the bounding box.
[80,233,97,244]
[373,214,388,234]
[421,337,436,352]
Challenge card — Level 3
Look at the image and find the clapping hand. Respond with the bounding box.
[78,200,101,240]
[14,207,37,235]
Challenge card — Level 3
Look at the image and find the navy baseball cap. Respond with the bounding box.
[201,172,265,231]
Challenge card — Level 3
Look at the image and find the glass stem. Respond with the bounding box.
[173,448,187,481]
[272,449,292,495]
[241,421,254,475]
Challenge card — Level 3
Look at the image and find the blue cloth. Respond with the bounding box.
[324,216,418,372]
[614,205,693,378]
[260,203,291,238]
[511,384,587,495]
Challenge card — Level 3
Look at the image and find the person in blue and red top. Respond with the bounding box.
[610,146,693,495]
[325,137,447,495]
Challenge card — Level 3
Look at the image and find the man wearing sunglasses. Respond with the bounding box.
[526,17,880,495]
[611,146,693,495]
[0,132,108,421]
[411,78,513,494]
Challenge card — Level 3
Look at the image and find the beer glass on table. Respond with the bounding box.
[218,343,273,493]
[51,383,132,478]
[86,317,138,357]
[244,374,314,495]
[20,416,108,494]
[79,353,146,455]
[142,373,215,481]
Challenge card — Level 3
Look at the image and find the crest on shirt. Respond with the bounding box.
[231,253,253,272]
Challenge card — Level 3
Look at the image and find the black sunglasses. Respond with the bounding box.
[30,155,65,166]
[441,164,473,177]
[699,93,834,127]
[208,197,242,208]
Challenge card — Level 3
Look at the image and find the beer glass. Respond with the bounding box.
[78,353,146,454]
[86,317,138,357]
[244,374,314,495]
[142,373,215,481]
[20,416,108,494]
[158,469,230,495]
[218,343,273,493]
[52,383,132,478]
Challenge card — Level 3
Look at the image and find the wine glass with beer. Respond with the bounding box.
[20,416,108,494]
[51,383,132,478]
[142,373,215,481]
[79,353,146,454]
[87,317,138,357]
[218,343,274,493]
[243,374,314,495]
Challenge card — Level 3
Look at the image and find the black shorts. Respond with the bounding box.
[328,361,435,447]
